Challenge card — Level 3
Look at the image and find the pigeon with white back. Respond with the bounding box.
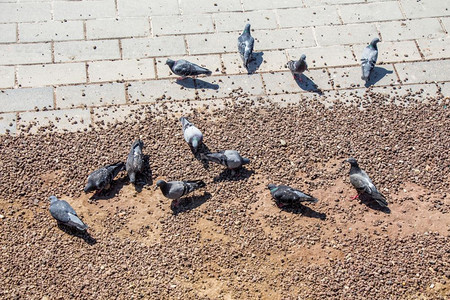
[238,23,255,72]
[180,117,203,153]
[200,150,250,173]
[155,179,206,208]
[49,196,88,231]
[361,38,380,82]
[287,54,308,81]
[166,59,212,80]
[84,162,125,193]
[267,184,318,208]
[126,139,144,184]
[344,157,388,207]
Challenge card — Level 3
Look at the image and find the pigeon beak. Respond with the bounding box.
[154,185,159,191]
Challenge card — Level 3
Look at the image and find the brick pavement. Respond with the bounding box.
[0,0,449,135]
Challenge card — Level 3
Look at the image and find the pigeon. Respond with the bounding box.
[49,196,88,231]
[165,59,212,80]
[267,184,318,208]
[180,117,203,153]
[155,179,206,208]
[287,54,308,81]
[238,23,255,72]
[84,162,125,193]
[361,38,380,82]
[344,158,388,207]
[126,139,144,184]
[200,150,250,174]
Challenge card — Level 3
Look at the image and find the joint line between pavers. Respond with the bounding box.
[396,0,407,20]
[273,9,281,29]
[152,57,159,80]
[118,39,123,60]
[259,73,268,96]
[114,0,119,18]
[336,6,344,25]
[375,23,383,42]
[85,62,90,83]
[124,82,130,104]
[52,86,57,109]
[184,36,190,55]
[148,17,153,38]
[83,20,87,40]
[14,65,18,88]
[15,23,19,43]
[413,40,425,59]
[51,41,55,63]
[438,18,448,34]
[391,63,402,85]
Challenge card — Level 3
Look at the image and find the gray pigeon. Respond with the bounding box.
[49,196,88,231]
[84,162,125,193]
[361,38,380,82]
[267,184,318,208]
[165,59,212,80]
[200,150,250,172]
[287,54,308,81]
[180,117,203,153]
[155,179,206,208]
[238,23,255,71]
[345,158,388,207]
[126,139,144,184]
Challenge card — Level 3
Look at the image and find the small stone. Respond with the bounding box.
[280,139,287,146]
[429,283,435,289]
[0,214,4,219]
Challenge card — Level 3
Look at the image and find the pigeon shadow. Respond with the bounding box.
[195,78,219,90]
[175,78,196,89]
[279,203,327,220]
[213,167,254,183]
[132,155,153,193]
[358,193,391,214]
[365,67,394,87]
[193,143,212,169]
[294,74,323,95]
[89,178,126,200]
[57,223,97,245]
[171,192,212,215]
[247,52,264,74]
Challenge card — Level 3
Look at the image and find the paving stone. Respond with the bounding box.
[0,23,16,43]
[222,51,288,75]
[86,18,150,39]
[339,2,403,23]
[18,108,91,134]
[195,74,264,99]
[262,70,333,94]
[213,10,278,32]
[0,112,16,135]
[315,23,378,46]
[242,0,302,10]
[417,38,450,60]
[439,82,450,98]
[395,60,450,84]
[277,6,341,28]
[286,45,357,68]
[88,59,156,83]
[0,66,15,89]
[155,55,222,79]
[0,43,51,65]
[19,21,84,42]
[0,2,51,22]
[186,32,237,55]
[352,40,421,64]
[371,84,439,99]
[0,87,53,113]
[118,0,179,17]
[122,36,186,58]
[378,18,446,41]
[53,0,116,20]
[55,83,126,109]
[329,65,399,89]
[399,0,450,19]
[54,40,120,63]
[255,28,316,50]
[152,15,214,35]
[127,79,197,104]
[17,63,86,87]
[180,0,242,14]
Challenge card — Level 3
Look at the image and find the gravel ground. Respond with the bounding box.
[0,90,449,299]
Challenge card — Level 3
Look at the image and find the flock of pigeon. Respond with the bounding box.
[49,24,387,233]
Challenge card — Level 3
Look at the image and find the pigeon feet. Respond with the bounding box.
[276,202,286,208]
[171,200,180,209]
[351,194,360,200]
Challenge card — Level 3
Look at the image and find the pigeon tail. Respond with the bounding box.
[191,137,200,151]
[372,192,388,207]
[241,157,250,165]
[129,172,136,184]
[189,179,206,189]
[67,214,89,231]
[84,183,95,193]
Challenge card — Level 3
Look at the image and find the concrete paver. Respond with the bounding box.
[277,6,341,28]
[19,21,84,43]
[315,23,379,46]
[86,18,150,40]
[213,11,278,32]
[53,0,116,20]
[416,38,450,60]
[286,45,357,68]
[329,65,400,89]
[55,83,126,109]
[0,87,53,113]
[255,28,316,50]
[262,70,333,94]
[127,79,197,104]
[0,43,52,65]
[88,59,156,83]
[0,24,17,43]
[0,66,15,89]
[378,19,446,42]
[395,60,450,84]
[399,0,450,19]
[352,40,422,64]
[338,2,404,23]
[152,15,215,35]
[54,40,121,63]
[117,0,179,17]
[0,112,16,135]
[0,2,51,22]
[222,51,289,74]
[17,63,86,87]
[122,36,186,59]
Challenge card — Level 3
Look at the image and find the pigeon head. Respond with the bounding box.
[165,59,175,68]
[370,38,380,47]
[241,157,250,165]
[345,157,358,166]
[300,54,306,61]
[48,196,58,203]
[243,23,251,34]
[84,182,95,193]
[156,180,166,187]
[132,139,144,149]
[267,183,277,190]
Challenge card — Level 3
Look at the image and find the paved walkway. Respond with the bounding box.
[0,0,449,135]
